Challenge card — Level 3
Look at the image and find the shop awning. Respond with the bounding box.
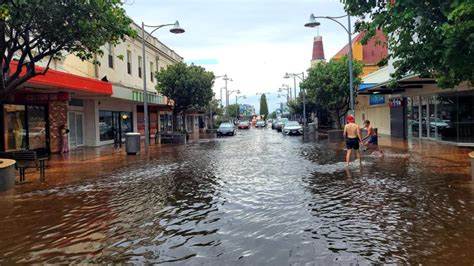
[358,75,436,95]
[10,61,112,96]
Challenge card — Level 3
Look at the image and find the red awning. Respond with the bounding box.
[10,61,112,96]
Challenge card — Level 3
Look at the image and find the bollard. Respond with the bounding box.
[470,152,474,181]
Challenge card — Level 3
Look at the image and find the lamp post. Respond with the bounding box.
[235,95,246,119]
[278,87,290,102]
[284,72,306,129]
[210,75,227,136]
[281,84,291,100]
[305,13,354,114]
[226,89,239,120]
[223,75,233,115]
[141,20,184,156]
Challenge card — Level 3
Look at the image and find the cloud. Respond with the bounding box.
[124,0,352,112]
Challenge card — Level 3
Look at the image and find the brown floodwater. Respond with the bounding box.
[0,129,473,264]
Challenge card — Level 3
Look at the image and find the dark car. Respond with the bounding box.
[275,118,289,132]
[217,123,236,136]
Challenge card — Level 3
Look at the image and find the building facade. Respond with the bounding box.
[1,21,204,153]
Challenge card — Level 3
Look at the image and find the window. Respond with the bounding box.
[150,62,154,82]
[126,50,132,75]
[138,56,142,78]
[107,43,114,69]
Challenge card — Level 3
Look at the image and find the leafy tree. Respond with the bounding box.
[268,111,277,119]
[0,0,133,99]
[259,93,269,117]
[156,62,214,131]
[301,56,363,129]
[342,0,474,88]
[208,99,224,117]
[226,103,240,119]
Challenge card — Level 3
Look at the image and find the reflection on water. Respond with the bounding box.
[0,129,473,264]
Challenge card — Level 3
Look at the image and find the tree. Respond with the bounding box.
[342,0,474,88]
[268,111,277,119]
[301,56,363,129]
[156,62,215,131]
[0,0,133,99]
[259,93,269,117]
[227,104,240,119]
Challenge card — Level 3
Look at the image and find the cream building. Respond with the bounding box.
[49,22,190,149]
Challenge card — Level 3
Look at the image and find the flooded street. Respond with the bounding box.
[0,129,473,264]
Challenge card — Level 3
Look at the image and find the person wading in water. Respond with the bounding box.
[343,114,362,166]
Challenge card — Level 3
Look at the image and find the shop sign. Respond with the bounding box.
[17,92,70,103]
[369,94,385,105]
[389,98,403,108]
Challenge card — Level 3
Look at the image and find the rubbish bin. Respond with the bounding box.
[0,159,16,192]
[125,133,141,155]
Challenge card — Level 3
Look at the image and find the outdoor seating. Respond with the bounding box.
[0,151,48,182]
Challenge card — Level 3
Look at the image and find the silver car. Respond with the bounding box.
[217,122,236,136]
[282,121,303,135]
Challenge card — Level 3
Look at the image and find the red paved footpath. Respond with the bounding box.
[2,133,474,193]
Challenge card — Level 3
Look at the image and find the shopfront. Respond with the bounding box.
[99,110,133,145]
[406,90,474,144]
[1,61,113,153]
[2,103,49,153]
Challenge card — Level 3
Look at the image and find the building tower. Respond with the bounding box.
[311,27,325,67]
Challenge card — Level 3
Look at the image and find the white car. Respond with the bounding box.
[282,121,303,135]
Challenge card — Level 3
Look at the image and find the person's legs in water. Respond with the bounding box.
[346,149,352,166]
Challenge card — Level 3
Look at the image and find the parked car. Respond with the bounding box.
[271,119,278,130]
[256,121,266,128]
[282,121,303,135]
[217,123,236,136]
[275,118,289,132]
[238,121,250,129]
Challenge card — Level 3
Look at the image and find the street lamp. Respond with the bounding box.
[235,95,246,119]
[278,87,290,102]
[281,84,291,99]
[210,75,228,135]
[141,20,184,156]
[227,89,240,120]
[305,13,355,113]
[223,75,233,110]
[284,72,306,129]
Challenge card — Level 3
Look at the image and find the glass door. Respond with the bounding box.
[68,111,84,149]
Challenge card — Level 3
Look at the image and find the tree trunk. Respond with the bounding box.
[172,110,179,132]
[182,112,187,132]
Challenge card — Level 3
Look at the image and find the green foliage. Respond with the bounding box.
[259,93,269,117]
[0,0,134,98]
[156,62,215,114]
[301,56,363,128]
[268,111,277,119]
[342,0,474,88]
[227,104,240,119]
[208,99,224,117]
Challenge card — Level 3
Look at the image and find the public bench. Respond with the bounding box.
[0,151,48,182]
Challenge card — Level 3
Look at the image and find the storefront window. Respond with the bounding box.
[27,106,47,150]
[457,91,474,143]
[3,104,26,151]
[120,112,133,139]
[436,93,458,142]
[100,111,133,142]
[99,111,114,141]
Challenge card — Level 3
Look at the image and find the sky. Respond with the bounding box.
[123,0,353,113]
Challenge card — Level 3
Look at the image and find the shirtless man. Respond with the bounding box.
[361,120,384,156]
[343,114,362,166]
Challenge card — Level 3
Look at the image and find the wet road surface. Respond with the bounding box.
[0,128,473,264]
